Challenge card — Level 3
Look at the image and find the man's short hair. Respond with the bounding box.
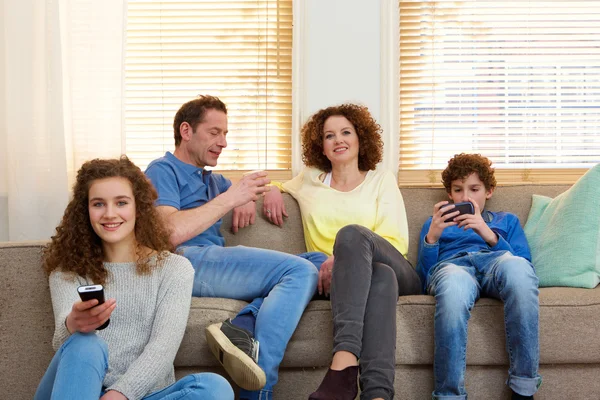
[442,153,497,192]
[173,95,227,147]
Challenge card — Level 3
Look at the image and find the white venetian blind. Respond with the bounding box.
[398,0,600,186]
[125,0,293,178]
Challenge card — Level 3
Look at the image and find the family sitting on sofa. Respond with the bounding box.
[36,95,548,400]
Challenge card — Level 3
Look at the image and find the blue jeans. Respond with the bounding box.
[34,332,233,400]
[427,250,541,399]
[181,245,323,400]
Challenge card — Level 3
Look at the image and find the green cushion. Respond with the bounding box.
[524,164,600,288]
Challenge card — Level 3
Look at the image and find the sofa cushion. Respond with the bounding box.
[222,194,307,255]
[396,286,600,365]
[524,164,600,288]
[175,286,600,368]
[400,185,571,266]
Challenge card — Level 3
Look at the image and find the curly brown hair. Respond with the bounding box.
[43,156,173,284]
[442,153,497,193]
[173,95,228,147]
[301,103,383,172]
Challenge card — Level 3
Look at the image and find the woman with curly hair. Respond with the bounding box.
[35,156,233,400]
[263,104,422,400]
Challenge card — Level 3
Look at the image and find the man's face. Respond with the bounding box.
[448,172,494,213]
[185,109,228,168]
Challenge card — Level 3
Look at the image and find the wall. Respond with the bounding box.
[294,0,397,174]
[0,0,8,241]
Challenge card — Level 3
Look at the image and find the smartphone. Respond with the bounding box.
[77,284,110,330]
[441,201,475,223]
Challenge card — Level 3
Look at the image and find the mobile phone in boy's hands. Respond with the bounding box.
[77,284,110,330]
[441,201,475,223]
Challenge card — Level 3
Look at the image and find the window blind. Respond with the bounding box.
[398,0,600,186]
[125,0,293,178]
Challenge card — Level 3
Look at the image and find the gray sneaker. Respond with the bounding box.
[205,319,266,391]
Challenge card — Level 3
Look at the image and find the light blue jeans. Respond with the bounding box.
[34,332,234,400]
[427,250,541,399]
[181,245,324,400]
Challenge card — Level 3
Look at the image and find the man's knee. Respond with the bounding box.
[287,256,319,284]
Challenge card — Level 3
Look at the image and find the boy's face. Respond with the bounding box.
[448,172,494,213]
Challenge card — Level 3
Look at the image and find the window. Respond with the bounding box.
[125,0,293,179]
[398,0,600,186]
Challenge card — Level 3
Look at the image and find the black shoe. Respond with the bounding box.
[511,389,534,400]
[205,318,266,391]
[308,366,359,400]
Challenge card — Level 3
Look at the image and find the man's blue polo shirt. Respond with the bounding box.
[145,151,232,247]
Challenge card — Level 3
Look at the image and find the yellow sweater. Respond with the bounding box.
[273,167,409,257]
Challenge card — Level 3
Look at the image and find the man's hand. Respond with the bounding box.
[425,201,458,244]
[263,186,288,227]
[223,171,271,209]
[318,256,335,296]
[65,298,116,334]
[232,201,256,233]
[454,197,498,246]
[100,390,128,400]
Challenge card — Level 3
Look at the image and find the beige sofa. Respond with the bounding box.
[1,185,599,399]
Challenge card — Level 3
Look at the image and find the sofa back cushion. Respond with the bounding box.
[222,193,308,255]
[524,165,600,288]
[221,185,570,267]
[382,185,570,265]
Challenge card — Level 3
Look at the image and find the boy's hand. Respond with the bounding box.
[454,197,498,246]
[426,201,459,243]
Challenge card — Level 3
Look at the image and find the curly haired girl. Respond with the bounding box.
[35,156,233,400]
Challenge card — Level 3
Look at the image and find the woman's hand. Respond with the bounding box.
[263,186,288,226]
[65,298,116,334]
[318,256,335,296]
[100,390,128,400]
[425,201,459,244]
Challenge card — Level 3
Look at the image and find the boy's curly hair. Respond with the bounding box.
[42,156,173,284]
[301,103,383,172]
[442,153,497,193]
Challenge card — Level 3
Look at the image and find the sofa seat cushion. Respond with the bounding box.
[397,286,600,365]
[175,298,336,368]
[176,286,600,369]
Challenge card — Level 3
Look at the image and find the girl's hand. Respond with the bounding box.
[263,186,288,227]
[65,298,116,334]
[100,390,128,400]
[425,201,458,244]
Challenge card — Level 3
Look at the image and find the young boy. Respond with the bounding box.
[417,153,542,400]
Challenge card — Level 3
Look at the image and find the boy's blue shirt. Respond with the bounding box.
[145,151,232,248]
[416,210,532,291]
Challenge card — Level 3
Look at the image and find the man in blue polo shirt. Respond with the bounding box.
[145,95,325,400]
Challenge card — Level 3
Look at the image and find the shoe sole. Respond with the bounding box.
[205,323,267,391]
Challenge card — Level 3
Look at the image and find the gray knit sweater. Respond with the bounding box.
[49,252,194,400]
